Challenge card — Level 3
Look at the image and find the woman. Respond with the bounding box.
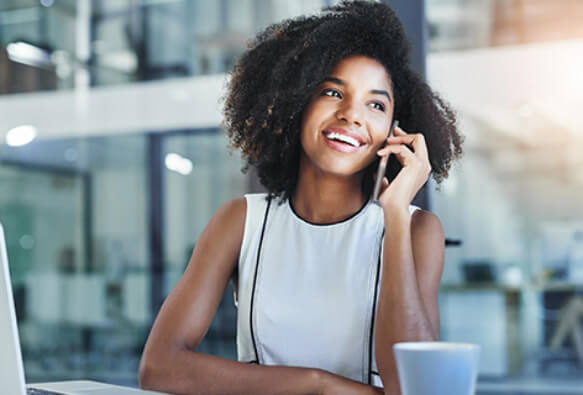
[139,1,463,394]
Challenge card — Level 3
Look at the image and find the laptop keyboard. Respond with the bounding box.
[27,388,65,395]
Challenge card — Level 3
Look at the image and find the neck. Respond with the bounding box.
[291,157,367,224]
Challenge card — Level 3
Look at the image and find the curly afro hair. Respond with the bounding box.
[223,0,463,200]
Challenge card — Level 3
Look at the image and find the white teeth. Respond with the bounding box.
[325,132,360,147]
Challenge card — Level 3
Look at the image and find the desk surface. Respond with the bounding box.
[32,378,583,395]
[29,380,166,395]
[477,377,583,394]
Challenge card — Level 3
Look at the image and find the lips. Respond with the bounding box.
[322,128,366,147]
[322,127,367,153]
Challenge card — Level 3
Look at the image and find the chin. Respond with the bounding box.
[300,146,372,179]
[317,158,369,178]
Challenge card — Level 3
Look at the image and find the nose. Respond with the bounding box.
[335,100,362,127]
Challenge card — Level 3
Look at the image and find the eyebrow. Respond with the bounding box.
[322,76,392,103]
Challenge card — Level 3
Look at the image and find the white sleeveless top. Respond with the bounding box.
[235,193,420,387]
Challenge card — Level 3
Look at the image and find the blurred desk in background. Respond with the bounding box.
[440,282,583,377]
[440,283,522,376]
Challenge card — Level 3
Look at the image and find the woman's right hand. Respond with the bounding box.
[319,370,385,395]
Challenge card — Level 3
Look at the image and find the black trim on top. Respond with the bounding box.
[287,198,369,226]
[368,229,385,385]
[249,197,272,365]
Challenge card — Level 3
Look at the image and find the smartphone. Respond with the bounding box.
[372,119,399,201]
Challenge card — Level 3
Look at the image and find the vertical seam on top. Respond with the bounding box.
[368,226,385,384]
[249,196,271,364]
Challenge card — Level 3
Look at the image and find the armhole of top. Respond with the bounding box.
[238,195,269,263]
[237,195,253,268]
[237,194,269,279]
[233,194,258,307]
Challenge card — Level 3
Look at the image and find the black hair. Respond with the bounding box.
[224,0,463,200]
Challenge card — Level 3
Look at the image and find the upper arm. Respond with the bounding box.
[410,209,445,339]
[143,198,247,355]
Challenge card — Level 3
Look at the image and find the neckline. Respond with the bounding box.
[287,197,370,227]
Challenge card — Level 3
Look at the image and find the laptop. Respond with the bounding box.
[0,222,165,395]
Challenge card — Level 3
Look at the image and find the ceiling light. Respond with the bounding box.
[165,153,193,175]
[6,125,37,147]
[6,41,53,69]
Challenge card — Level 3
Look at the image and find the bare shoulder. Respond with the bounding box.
[411,209,444,242]
[410,209,445,273]
[204,197,247,252]
[212,197,247,227]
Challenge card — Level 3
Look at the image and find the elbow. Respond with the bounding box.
[138,354,154,390]
[138,350,164,391]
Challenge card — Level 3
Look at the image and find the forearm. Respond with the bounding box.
[374,207,436,393]
[139,347,326,395]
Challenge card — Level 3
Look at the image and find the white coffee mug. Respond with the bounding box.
[393,342,480,395]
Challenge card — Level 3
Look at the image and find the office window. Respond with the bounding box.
[163,130,248,360]
[427,0,583,383]
[0,135,149,384]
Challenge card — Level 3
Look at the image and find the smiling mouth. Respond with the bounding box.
[322,131,363,147]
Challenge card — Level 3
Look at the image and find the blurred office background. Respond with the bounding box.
[0,0,582,393]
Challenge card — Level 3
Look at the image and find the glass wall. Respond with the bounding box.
[163,131,247,360]
[0,0,333,93]
[426,0,583,387]
[0,135,150,384]
[0,129,249,384]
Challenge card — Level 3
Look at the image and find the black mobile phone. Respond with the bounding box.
[372,119,399,200]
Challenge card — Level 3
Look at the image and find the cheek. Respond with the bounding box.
[371,119,391,146]
[373,106,395,142]
[301,102,327,138]
[301,100,316,130]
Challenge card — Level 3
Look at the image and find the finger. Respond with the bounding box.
[377,143,412,157]
[386,135,413,144]
[387,131,429,162]
[385,127,413,146]
[410,133,430,162]
[378,144,417,165]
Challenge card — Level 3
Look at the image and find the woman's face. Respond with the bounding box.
[300,55,395,178]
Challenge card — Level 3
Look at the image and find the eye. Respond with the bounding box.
[369,101,386,112]
[321,88,342,98]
